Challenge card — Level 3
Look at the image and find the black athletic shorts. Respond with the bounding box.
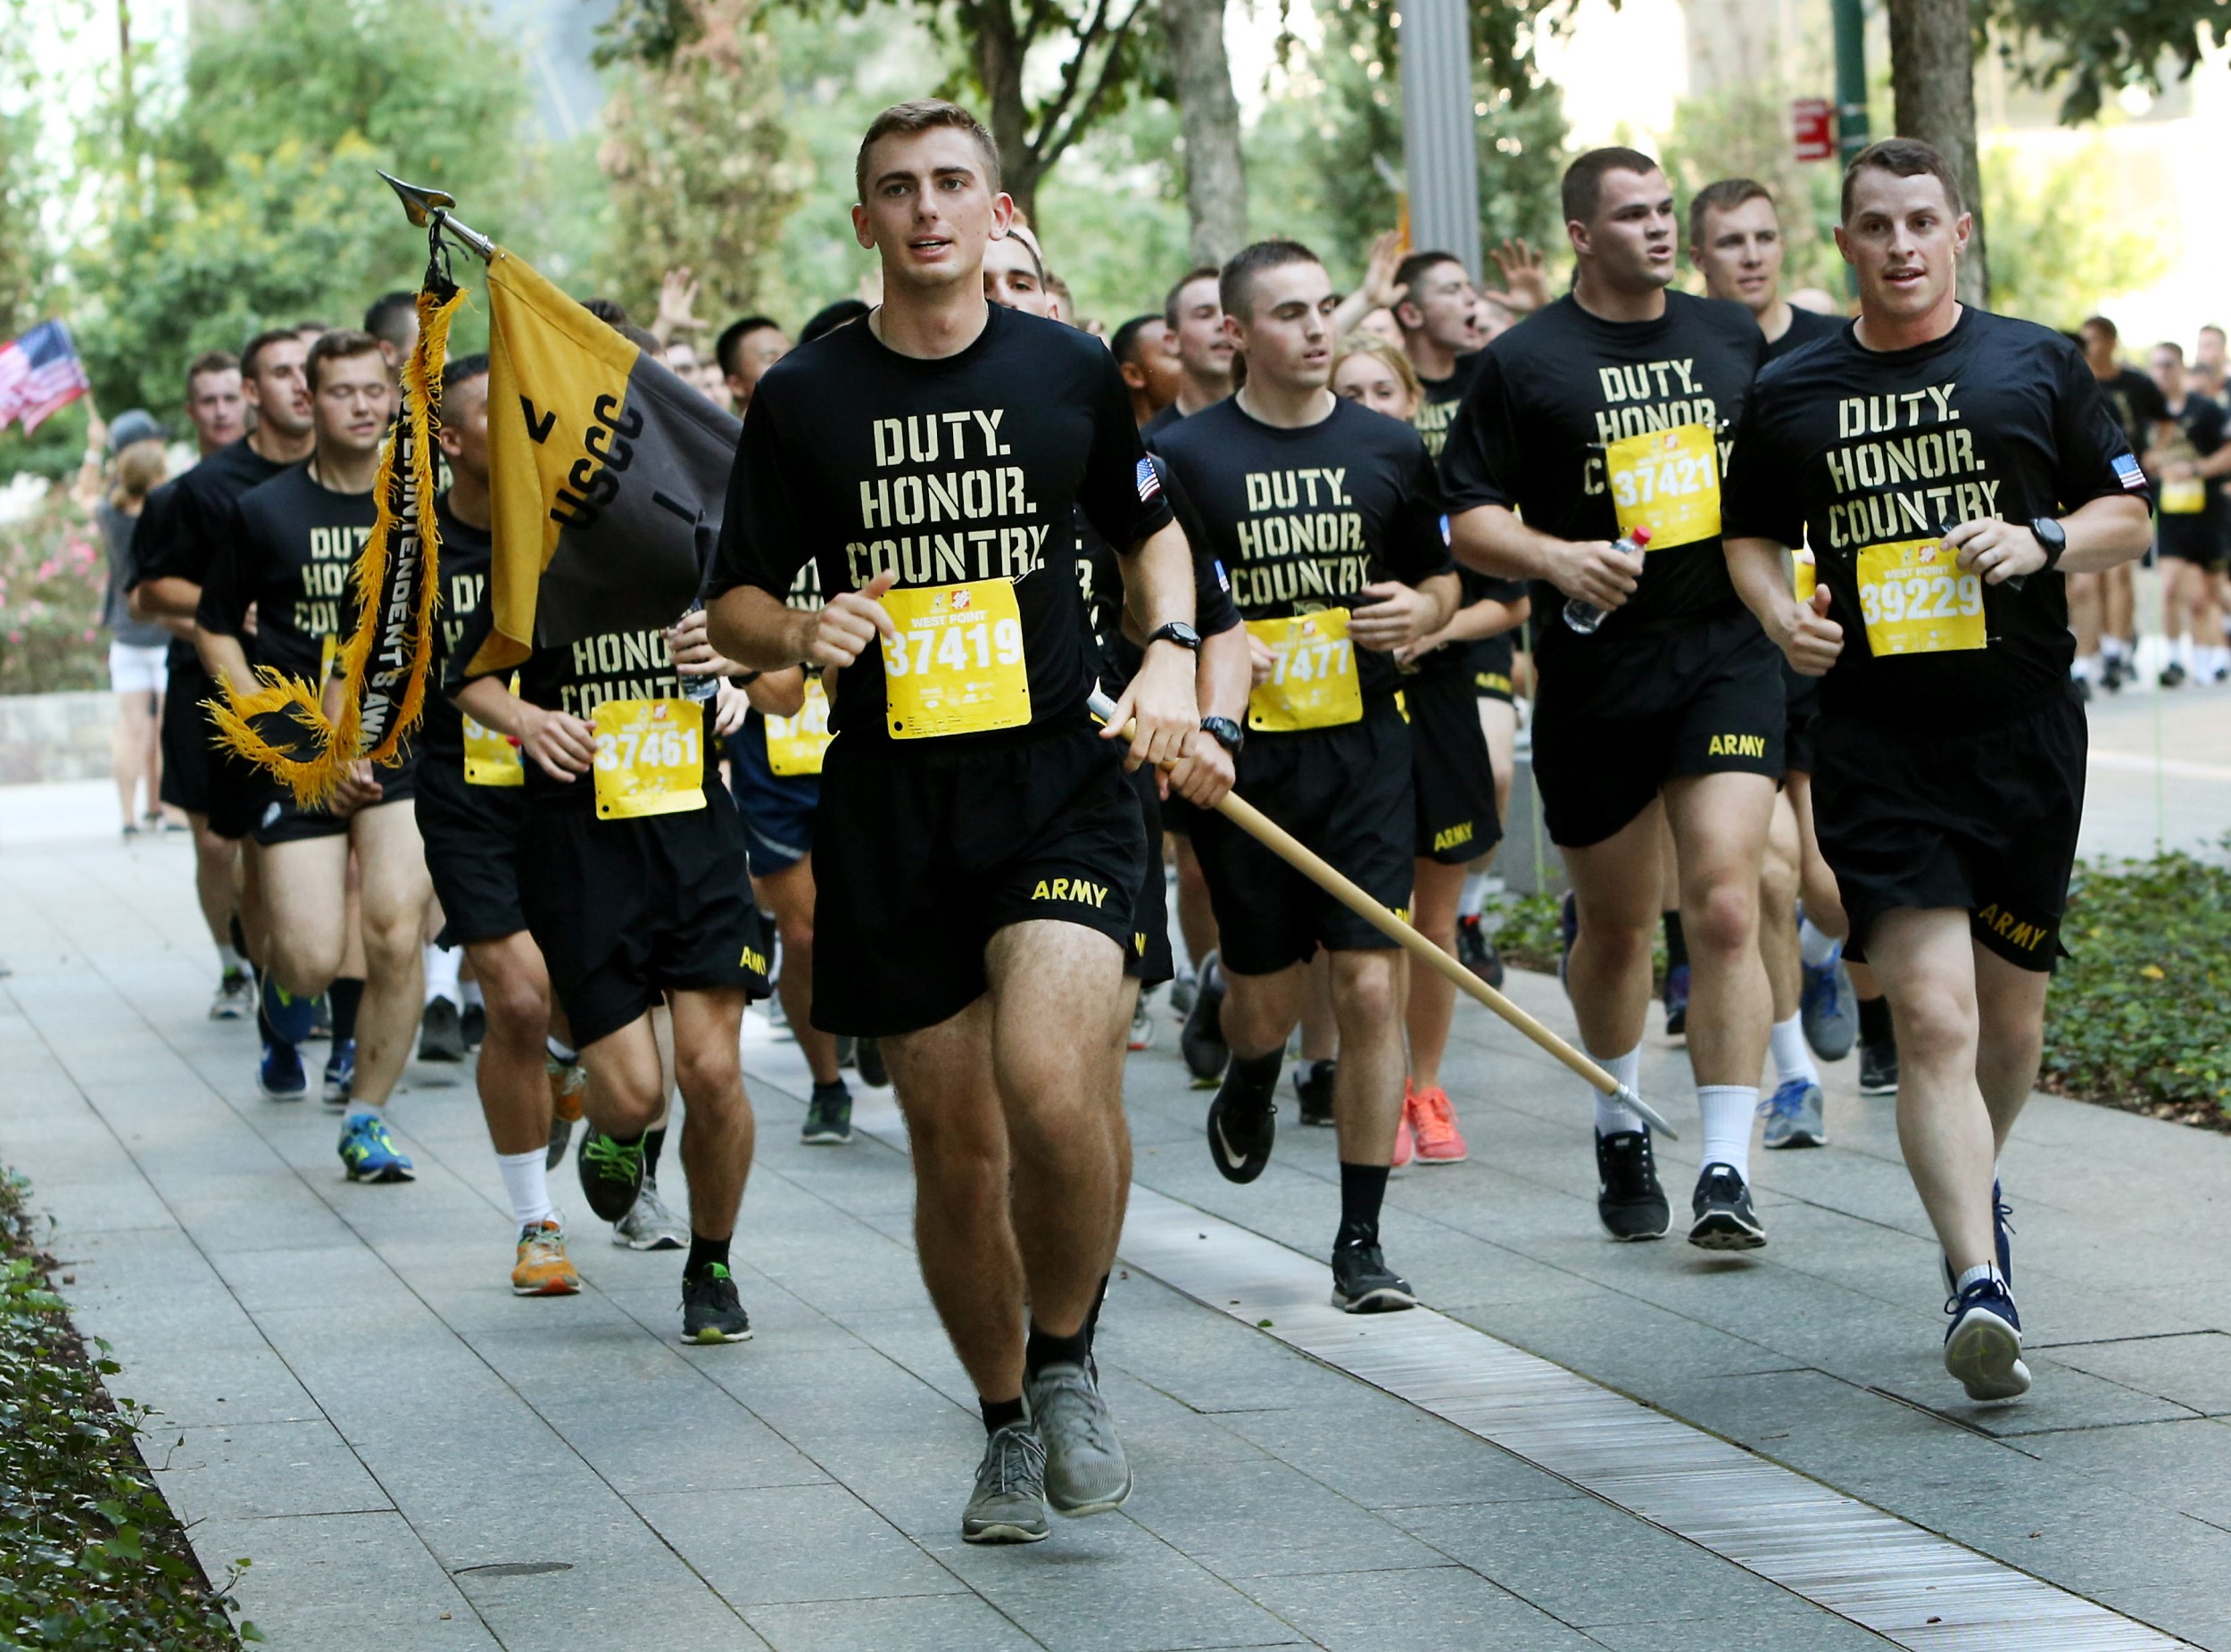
[414,757,528,948]
[810,720,1147,1038]
[2158,518,2226,569]
[1530,611,1786,849]
[1124,761,1174,987]
[158,656,217,818]
[1812,690,2085,975]
[1190,696,1414,977]
[1406,668,1501,865]
[252,755,419,846]
[1783,662,1821,776]
[518,786,769,1048]
[1466,635,1516,703]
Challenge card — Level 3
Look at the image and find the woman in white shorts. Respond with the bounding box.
[94,413,174,838]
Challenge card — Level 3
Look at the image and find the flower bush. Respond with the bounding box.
[0,494,108,695]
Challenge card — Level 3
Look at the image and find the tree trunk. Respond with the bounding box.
[975,0,1041,220]
[1160,0,1248,267]
[1887,0,1988,304]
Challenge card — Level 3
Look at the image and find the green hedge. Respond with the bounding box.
[0,1174,257,1649]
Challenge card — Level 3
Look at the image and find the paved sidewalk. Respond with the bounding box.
[1,793,2227,1649]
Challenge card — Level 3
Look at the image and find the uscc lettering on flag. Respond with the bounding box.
[0,320,94,436]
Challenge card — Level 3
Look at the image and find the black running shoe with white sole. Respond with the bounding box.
[800,1082,854,1145]
[576,1127,647,1223]
[1456,913,1505,989]
[418,996,466,1062]
[1294,1058,1336,1127]
[855,1036,888,1089]
[1331,1242,1416,1313]
[680,1264,753,1344]
[1595,1129,1671,1241]
[1688,1163,1767,1249]
[1944,1277,2029,1401]
[962,1423,1049,1544]
[1180,951,1229,1083]
[1206,1059,1276,1183]
[1857,1034,1899,1096]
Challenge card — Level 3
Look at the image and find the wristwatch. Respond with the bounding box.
[1199,715,1245,756]
[2029,517,2067,570]
[1145,621,1201,654]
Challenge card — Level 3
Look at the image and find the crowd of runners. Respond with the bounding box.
[82,96,2226,1546]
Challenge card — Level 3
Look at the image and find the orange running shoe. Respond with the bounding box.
[1406,1082,1468,1164]
[1392,1106,1415,1168]
[546,1052,585,1124]
[511,1219,581,1296]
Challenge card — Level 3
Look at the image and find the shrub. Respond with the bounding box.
[0,494,107,694]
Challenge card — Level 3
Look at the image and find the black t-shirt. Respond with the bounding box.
[2152,394,2227,551]
[2094,366,2169,459]
[1150,394,1452,713]
[1074,456,1240,693]
[708,303,1174,749]
[1763,304,1845,364]
[1141,402,1187,443]
[134,440,294,668]
[1724,306,2149,727]
[197,464,377,685]
[1411,351,1484,461]
[421,494,493,762]
[1440,291,1765,661]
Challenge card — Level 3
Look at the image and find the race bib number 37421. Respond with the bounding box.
[880,578,1032,740]
[1605,423,1721,551]
[592,698,706,819]
[1854,538,1986,658]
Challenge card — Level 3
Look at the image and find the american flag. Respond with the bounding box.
[0,320,94,436]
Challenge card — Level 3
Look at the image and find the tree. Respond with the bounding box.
[0,0,49,340]
[1983,139,2172,329]
[1887,0,1988,303]
[1160,0,1246,266]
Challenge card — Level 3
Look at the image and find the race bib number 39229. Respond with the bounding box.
[1605,423,1721,551]
[1854,538,1986,658]
[880,578,1032,740]
[592,698,706,818]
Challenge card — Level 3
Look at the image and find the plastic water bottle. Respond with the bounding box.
[1563,527,1652,635]
[679,599,719,705]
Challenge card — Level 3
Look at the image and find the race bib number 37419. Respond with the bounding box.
[880,579,1032,740]
[1854,538,1986,658]
[1605,423,1721,551]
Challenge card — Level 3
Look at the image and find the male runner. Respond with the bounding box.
[1142,267,1235,438]
[708,99,1211,1542]
[1390,251,1482,458]
[362,291,419,379]
[195,330,432,1179]
[1723,137,2151,1399]
[1156,239,1457,1307]
[716,315,790,418]
[2145,341,2230,686]
[1110,314,1182,428]
[2068,314,2166,695]
[1443,147,1780,1249]
[1688,176,1862,1147]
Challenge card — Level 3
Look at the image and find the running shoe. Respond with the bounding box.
[1944,1276,2029,1401]
[417,997,466,1062]
[1025,1359,1132,1516]
[2161,660,2188,689]
[1294,1058,1337,1127]
[1392,1111,1415,1168]
[1180,951,1229,1083]
[321,1038,356,1109]
[1688,1163,1767,1249]
[2071,672,2094,705]
[836,1034,856,1069]
[258,1040,309,1103]
[338,1114,415,1183]
[544,1051,585,1169]
[1857,1031,1900,1096]
[1206,1062,1275,1183]
[855,1036,888,1089]
[1556,890,1579,992]
[1405,1082,1468,1164]
[2102,652,2127,693]
[308,993,333,1042]
[209,968,253,1021]
[801,1082,855,1145]
[460,1000,487,1050]
[1596,1129,1671,1241]
[1456,913,1505,988]
[511,1220,580,1296]
[1759,1077,1826,1150]
[1940,1182,2015,1295]
[680,1264,753,1344]
[1127,998,1157,1051]
[1331,1241,1417,1313]
[612,1174,686,1249]
[962,1422,1049,1544]
[1663,964,1690,1040]
[576,1127,647,1224]
[1799,950,1858,1061]
[261,975,318,1047]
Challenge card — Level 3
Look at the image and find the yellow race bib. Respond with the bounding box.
[880,579,1031,740]
[1855,538,1986,658]
[765,677,833,776]
[463,671,526,786]
[1605,424,1721,551]
[1246,610,1364,733]
[1792,549,1818,603]
[591,698,706,819]
[2161,477,2207,516]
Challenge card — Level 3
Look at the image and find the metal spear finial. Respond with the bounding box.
[377,170,495,260]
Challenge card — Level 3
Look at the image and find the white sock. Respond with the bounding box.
[1796,916,1840,969]
[2173,632,2195,671]
[344,1098,381,1125]
[1769,1013,1819,1088]
[1697,1084,1757,1181]
[218,942,246,974]
[2102,634,2128,663]
[2073,654,2096,682]
[423,943,461,1007]
[497,1148,554,1229]
[546,1035,576,1063]
[461,979,485,1009]
[1592,1044,1645,1135]
[1458,871,1489,921]
[1954,1262,2003,1295]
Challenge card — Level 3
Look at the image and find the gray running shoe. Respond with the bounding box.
[209,968,253,1021]
[612,1175,687,1250]
[1025,1360,1132,1516]
[801,1082,854,1145]
[1760,1078,1827,1150]
[961,1423,1049,1544]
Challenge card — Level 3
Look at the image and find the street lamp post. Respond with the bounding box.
[1399,0,1483,278]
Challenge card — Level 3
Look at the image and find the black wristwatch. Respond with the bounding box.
[1145,621,1201,654]
[2029,517,2067,570]
[1199,715,1245,756]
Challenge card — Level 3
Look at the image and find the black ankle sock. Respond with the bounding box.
[1082,1272,1111,1349]
[810,1078,850,1101]
[1858,994,1893,1042]
[228,913,249,959]
[643,1125,667,1179]
[1336,1161,1390,1251]
[1024,1320,1092,1379]
[981,1395,1025,1435]
[1663,910,1688,969]
[328,977,363,1044]
[1227,1048,1282,1102]
[684,1232,729,1278]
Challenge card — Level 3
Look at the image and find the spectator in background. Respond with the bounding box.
[1109,314,1181,428]
[184,352,245,455]
[95,411,176,838]
[2195,324,2227,405]
[716,315,790,417]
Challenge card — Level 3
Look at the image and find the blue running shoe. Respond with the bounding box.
[1663,964,1690,1040]
[1556,891,1579,993]
[1942,1182,2014,1294]
[338,1114,415,1183]
[322,1038,356,1108]
[1760,1076,1827,1149]
[1944,1274,2029,1401]
[1799,949,1858,1061]
[261,974,319,1047]
[258,1039,308,1102]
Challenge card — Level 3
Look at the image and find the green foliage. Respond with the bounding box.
[1981,138,2172,327]
[1660,83,1845,298]
[2044,843,2231,1120]
[1988,0,2227,126]
[0,0,51,339]
[0,493,107,694]
[0,1171,255,1648]
[1034,100,1192,325]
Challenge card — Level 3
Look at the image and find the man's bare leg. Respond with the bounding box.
[344,801,432,1116]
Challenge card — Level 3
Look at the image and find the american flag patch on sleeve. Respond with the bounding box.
[2113,453,2147,492]
[1137,457,1162,502]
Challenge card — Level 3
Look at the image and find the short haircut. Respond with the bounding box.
[441,352,490,394]
[1163,266,1222,329]
[715,315,784,377]
[240,327,304,379]
[304,328,385,391]
[1562,146,1662,226]
[186,350,239,394]
[361,291,418,348]
[581,297,630,325]
[293,320,331,337]
[614,321,663,358]
[1002,224,1048,285]
[1393,251,1464,304]
[1332,333,1423,406]
[1219,239,1323,322]
[1108,313,1163,368]
[855,99,1000,202]
[1688,177,1774,248]
[800,298,870,345]
[2082,314,2119,343]
[2154,340,2185,362]
[2202,324,2226,340]
[1840,137,1962,220]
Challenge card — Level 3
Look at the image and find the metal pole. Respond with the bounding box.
[1399,0,1484,278]
[1832,0,1869,295]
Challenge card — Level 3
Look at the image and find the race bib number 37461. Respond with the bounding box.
[1605,423,1721,551]
[880,578,1032,740]
[1854,538,1986,658]
[592,698,706,818]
